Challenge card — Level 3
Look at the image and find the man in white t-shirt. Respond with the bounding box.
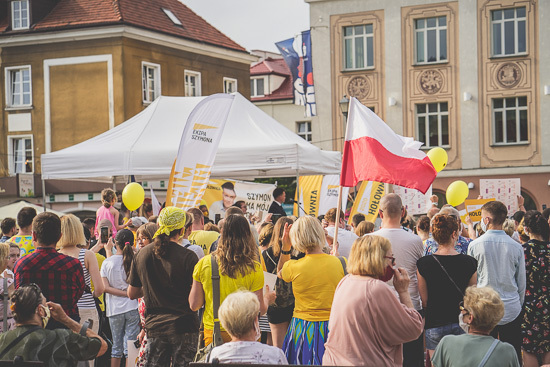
[324,208,358,258]
[371,193,424,367]
[178,211,204,260]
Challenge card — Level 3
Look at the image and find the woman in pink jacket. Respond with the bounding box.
[323,235,423,367]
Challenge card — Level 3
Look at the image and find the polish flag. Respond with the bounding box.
[340,97,437,194]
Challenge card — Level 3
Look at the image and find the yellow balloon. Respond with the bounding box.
[427,147,448,172]
[122,183,145,211]
[446,180,469,207]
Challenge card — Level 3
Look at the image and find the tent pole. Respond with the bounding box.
[295,170,300,217]
[41,176,47,212]
[112,176,117,191]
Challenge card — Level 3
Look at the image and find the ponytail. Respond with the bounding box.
[153,228,181,259]
[115,229,135,277]
[524,210,550,242]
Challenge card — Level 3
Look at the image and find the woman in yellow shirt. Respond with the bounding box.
[277,216,346,365]
[189,215,275,346]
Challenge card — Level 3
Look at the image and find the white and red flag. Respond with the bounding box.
[340,97,436,194]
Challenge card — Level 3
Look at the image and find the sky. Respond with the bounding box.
[181,0,310,53]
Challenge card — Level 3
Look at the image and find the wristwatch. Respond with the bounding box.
[281,249,292,255]
[80,319,93,336]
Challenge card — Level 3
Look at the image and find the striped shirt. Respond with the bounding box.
[77,249,96,309]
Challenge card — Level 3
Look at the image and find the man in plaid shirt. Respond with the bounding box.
[14,212,85,329]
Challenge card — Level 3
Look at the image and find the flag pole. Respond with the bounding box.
[333,186,344,254]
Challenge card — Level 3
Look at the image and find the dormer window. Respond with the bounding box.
[11,0,30,30]
[162,8,182,26]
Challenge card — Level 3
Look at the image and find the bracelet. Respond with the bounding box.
[281,249,292,255]
[80,319,92,336]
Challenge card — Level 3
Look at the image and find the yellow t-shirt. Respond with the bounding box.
[10,235,34,257]
[193,254,264,330]
[189,231,219,255]
[93,253,106,312]
[281,254,346,321]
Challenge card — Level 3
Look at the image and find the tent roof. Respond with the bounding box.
[41,93,341,182]
[0,201,65,220]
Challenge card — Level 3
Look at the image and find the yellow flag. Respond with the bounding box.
[294,175,324,216]
[348,181,385,224]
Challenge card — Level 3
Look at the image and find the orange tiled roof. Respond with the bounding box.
[251,57,294,101]
[0,0,246,53]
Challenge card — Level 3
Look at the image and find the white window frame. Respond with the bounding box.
[184,70,201,96]
[223,77,237,94]
[297,121,312,142]
[416,102,450,148]
[491,7,527,57]
[414,16,448,64]
[141,61,161,104]
[343,24,374,70]
[492,97,528,145]
[162,8,182,26]
[11,0,30,30]
[250,77,266,97]
[7,134,33,175]
[5,65,32,108]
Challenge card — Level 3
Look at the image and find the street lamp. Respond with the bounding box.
[339,95,350,120]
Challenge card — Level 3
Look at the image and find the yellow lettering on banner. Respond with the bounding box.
[167,163,213,210]
[193,123,218,130]
[462,198,495,223]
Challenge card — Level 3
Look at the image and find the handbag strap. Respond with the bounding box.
[0,325,40,359]
[337,256,347,275]
[3,277,8,332]
[431,255,463,297]
[477,339,500,367]
[211,255,223,347]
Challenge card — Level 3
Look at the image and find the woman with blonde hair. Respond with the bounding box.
[262,217,299,348]
[58,214,104,332]
[0,242,15,332]
[432,287,520,367]
[190,215,276,346]
[323,235,423,366]
[277,216,346,365]
[355,221,374,237]
[208,291,287,364]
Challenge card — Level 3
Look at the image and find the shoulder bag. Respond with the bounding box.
[193,255,224,362]
[431,255,463,297]
[478,339,500,367]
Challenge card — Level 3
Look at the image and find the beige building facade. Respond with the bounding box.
[306,0,550,209]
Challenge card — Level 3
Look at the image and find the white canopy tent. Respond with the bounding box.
[41,93,341,182]
[0,201,65,220]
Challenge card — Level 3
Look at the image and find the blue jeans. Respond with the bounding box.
[425,323,464,350]
[108,309,140,358]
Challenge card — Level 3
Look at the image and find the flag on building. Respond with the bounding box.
[340,97,437,194]
[275,30,316,117]
[166,94,234,209]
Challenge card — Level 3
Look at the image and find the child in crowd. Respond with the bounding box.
[95,188,130,239]
[101,229,139,367]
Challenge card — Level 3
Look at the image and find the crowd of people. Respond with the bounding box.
[0,186,547,367]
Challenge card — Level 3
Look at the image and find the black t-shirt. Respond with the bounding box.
[128,241,199,337]
[417,254,478,329]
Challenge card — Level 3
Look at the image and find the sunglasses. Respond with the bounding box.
[384,256,396,266]
[459,301,470,315]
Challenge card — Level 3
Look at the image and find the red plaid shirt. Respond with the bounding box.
[14,247,85,320]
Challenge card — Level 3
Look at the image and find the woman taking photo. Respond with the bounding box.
[262,217,298,348]
[417,214,478,357]
[58,214,104,332]
[190,215,276,346]
[432,287,519,367]
[277,216,346,365]
[323,235,423,366]
[521,210,550,367]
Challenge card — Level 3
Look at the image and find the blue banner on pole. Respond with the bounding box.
[275,37,305,107]
[301,30,316,117]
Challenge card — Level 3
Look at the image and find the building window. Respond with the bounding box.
[343,24,374,70]
[297,121,312,142]
[492,97,528,144]
[142,62,161,103]
[11,0,29,30]
[416,102,449,148]
[8,135,33,174]
[5,66,32,107]
[223,78,237,93]
[415,16,447,63]
[250,77,265,97]
[185,70,201,96]
[491,7,526,56]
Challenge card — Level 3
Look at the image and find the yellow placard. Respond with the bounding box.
[462,198,495,223]
[348,181,385,224]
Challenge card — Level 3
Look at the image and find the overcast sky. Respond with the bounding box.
[181,0,310,53]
